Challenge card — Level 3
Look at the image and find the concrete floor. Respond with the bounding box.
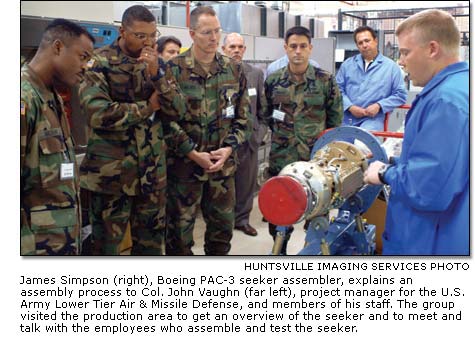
[191,196,306,256]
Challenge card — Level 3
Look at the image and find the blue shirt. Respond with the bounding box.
[336,53,407,131]
[382,62,469,255]
[266,55,319,77]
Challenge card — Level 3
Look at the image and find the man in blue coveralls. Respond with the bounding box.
[336,26,407,131]
[364,9,469,255]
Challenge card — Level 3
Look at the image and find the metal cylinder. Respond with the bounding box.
[259,141,369,226]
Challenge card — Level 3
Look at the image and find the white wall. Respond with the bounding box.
[21,1,115,23]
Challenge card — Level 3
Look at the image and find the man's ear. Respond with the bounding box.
[52,39,64,55]
[428,40,441,59]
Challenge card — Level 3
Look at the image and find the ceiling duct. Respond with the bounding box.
[271,2,282,11]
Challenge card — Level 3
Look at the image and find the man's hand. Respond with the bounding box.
[207,147,233,173]
[365,103,381,117]
[364,160,386,185]
[349,105,367,118]
[187,150,214,170]
[138,44,159,76]
[148,90,161,112]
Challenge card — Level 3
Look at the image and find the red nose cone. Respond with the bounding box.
[258,176,308,226]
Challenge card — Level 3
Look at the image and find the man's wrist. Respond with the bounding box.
[378,164,390,185]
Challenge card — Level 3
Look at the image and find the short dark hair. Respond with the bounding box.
[40,18,95,49]
[396,9,460,56]
[190,6,216,30]
[122,5,156,28]
[353,26,377,42]
[156,36,182,53]
[285,26,311,44]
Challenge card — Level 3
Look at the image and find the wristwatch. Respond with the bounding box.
[378,164,390,185]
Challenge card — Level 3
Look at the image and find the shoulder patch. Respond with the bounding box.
[20,100,26,116]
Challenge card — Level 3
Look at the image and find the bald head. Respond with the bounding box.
[223,33,243,46]
[222,32,246,62]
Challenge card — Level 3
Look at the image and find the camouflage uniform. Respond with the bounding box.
[264,64,343,252]
[160,48,251,255]
[79,39,181,255]
[21,65,81,255]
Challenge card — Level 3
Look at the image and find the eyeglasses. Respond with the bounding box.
[129,30,160,41]
[195,28,222,37]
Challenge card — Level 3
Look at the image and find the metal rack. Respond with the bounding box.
[337,5,469,61]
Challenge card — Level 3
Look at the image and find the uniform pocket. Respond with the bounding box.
[108,71,134,101]
[30,207,78,230]
[38,135,66,187]
[272,93,291,105]
[304,93,324,109]
[39,132,65,154]
[271,91,292,119]
[180,83,203,119]
[304,91,325,122]
[182,82,204,99]
[29,207,79,254]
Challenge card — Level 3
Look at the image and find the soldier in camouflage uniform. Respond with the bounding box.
[264,26,343,254]
[21,19,94,255]
[160,6,251,255]
[79,5,182,255]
